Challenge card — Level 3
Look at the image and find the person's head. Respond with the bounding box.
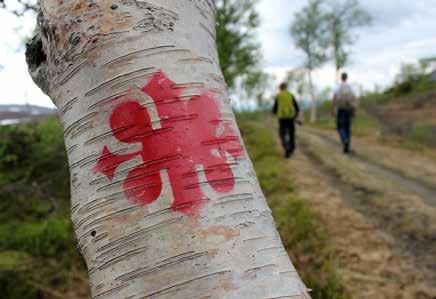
[341,73,348,82]
[279,82,288,91]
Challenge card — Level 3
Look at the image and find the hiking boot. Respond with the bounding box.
[343,141,350,154]
[285,149,294,159]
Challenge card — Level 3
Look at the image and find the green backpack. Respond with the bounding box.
[277,91,295,118]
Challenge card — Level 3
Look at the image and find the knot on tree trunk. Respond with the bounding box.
[26,31,49,95]
[26,11,50,96]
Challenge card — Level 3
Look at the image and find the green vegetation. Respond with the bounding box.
[237,112,350,299]
[324,0,372,76]
[0,219,72,257]
[361,73,436,149]
[1,113,350,298]
[306,100,380,137]
[0,117,68,184]
[0,118,87,299]
[289,0,371,121]
[216,0,268,96]
[364,73,436,105]
[410,122,435,147]
[304,71,436,151]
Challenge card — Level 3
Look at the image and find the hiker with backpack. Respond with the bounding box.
[332,73,359,154]
[273,82,300,158]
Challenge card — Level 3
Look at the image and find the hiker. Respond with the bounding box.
[273,82,300,158]
[332,73,359,154]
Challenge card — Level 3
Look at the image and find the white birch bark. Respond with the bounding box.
[27,1,310,298]
[308,71,317,123]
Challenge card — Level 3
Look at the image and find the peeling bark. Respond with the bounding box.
[26,1,310,298]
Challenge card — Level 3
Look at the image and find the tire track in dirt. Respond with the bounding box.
[286,148,436,299]
[296,129,436,291]
[304,128,436,207]
[289,151,435,299]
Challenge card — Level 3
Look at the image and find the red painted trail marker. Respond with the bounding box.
[94,71,244,213]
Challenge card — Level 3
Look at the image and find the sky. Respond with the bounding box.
[0,0,436,108]
[257,0,436,96]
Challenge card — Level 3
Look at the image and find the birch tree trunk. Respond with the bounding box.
[27,1,310,298]
[308,70,317,123]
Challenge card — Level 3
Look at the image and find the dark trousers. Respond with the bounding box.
[279,118,296,154]
[336,108,353,144]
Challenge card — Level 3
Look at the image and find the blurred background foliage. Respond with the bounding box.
[0,118,88,299]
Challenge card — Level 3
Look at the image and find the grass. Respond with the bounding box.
[0,251,30,271]
[304,71,436,152]
[237,111,350,299]
[0,219,73,257]
[311,112,379,137]
[1,113,350,298]
[410,122,436,147]
[306,94,436,154]
[363,73,436,106]
[0,118,88,299]
[306,100,379,138]
[359,74,436,150]
[298,131,436,249]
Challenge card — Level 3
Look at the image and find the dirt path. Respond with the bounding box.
[305,128,436,206]
[284,128,436,298]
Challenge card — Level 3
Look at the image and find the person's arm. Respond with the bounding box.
[272,96,278,115]
[293,97,302,125]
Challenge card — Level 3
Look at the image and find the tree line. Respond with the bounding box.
[1,0,265,100]
[2,0,371,121]
[290,0,371,122]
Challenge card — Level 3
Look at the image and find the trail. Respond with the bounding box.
[305,128,436,207]
[284,127,436,299]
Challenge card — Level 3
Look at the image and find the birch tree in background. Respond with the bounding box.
[26,0,310,298]
[3,0,266,100]
[290,0,328,123]
[325,0,371,81]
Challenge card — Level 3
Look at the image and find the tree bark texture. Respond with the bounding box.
[29,1,310,298]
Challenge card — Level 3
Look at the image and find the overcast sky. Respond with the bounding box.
[1,0,436,108]
[257,0,436,94]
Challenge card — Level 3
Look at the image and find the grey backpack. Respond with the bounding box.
[336,84,357,109]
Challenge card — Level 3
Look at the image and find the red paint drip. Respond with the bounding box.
[94,71,244,213]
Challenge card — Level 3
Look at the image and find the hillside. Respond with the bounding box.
[311,73,436,150]
[364,73,436,147]
[0,104,56,126]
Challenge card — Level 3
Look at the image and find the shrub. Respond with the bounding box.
[409,122,435,146]
[0,219,73,257]
[0,124,38,170]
